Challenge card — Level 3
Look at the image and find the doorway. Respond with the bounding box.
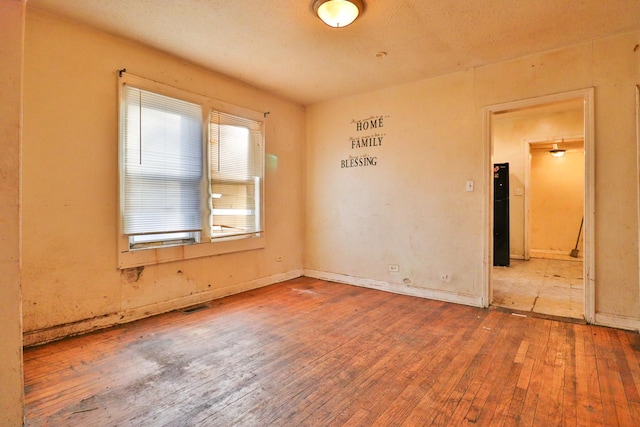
[484,89,594,322]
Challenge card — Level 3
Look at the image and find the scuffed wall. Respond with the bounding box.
[306,30,640,326]
[305,71,485,305]
[0,0,26,424]
[22,10,305,344]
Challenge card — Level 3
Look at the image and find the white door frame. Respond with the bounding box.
[636,85,640,322]
[482,88,595,323]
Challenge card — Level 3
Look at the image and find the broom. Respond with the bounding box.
[570,217,583,258]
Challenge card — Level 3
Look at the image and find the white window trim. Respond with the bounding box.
[117,73,265,269]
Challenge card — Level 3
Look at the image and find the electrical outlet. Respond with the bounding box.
[388,264,399,273]
[439,272,452,282]
[276,255,284,262]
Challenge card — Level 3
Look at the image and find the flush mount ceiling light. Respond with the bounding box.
[313,0,364,28]
[549,143,566,157]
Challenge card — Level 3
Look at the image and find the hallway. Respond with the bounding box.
[492,258,584,320]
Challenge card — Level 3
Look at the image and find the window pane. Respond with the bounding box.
[122,86,203,235]
[209,111,263,239]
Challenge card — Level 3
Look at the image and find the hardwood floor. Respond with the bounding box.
[24,277,640,426]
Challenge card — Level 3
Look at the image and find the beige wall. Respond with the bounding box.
[305,71,485,305]
[493,108,584,259]
[21,10,306,344]
[306,30,640,326]
[0,0,25,424]
[530,148,584,256]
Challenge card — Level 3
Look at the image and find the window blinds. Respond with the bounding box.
[122,85,203,235]
[209,111,264,238]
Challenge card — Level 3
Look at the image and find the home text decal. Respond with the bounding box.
[341,115,387,169]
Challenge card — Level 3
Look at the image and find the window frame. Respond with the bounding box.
[117,73,265,269]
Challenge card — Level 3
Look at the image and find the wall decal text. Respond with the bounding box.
[341,115,388,169]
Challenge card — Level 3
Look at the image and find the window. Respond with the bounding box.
[122,86,203,248]
[209,111,264,240]
[118,74,265,268]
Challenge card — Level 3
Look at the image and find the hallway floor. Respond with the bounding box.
[492,258,584,320]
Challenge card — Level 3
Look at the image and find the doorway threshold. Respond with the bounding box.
[489,305,587,325]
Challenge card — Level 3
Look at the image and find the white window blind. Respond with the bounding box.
[122,85,203,235]
[209,111,264,239]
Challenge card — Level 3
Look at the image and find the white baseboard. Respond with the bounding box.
[594,312,640,332]
[304,269,483,307]
[530,249,583,261]
[23,269,304,346]
[27,268,637,346]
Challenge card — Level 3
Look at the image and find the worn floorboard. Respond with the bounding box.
[23,277,640,426]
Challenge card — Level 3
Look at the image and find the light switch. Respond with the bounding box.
[465,180,474,192]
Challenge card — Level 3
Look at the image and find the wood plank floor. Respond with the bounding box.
[23,277,640,426]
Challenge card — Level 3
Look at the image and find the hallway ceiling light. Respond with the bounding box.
[550,143,566,157]
[313,0,364,28]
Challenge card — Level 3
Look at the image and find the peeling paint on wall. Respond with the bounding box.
[121,266,144,283]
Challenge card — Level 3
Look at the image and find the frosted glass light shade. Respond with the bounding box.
[550,143,566,157]
[313,0,364,28]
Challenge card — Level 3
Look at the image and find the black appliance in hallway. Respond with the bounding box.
[493,162,510,266]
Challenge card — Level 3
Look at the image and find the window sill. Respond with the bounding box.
[118,235,265,269]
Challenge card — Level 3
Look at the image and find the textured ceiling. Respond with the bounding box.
[28,0,640,105]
